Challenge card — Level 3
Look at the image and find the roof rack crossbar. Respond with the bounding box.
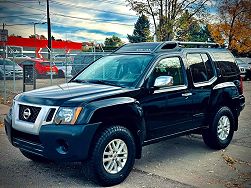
[177,41,219,46]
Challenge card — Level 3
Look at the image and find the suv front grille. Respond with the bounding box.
[12,128,41,144]
[46,108,56,122]
[19,104,41,123]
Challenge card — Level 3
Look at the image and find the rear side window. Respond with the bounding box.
[212,52,239,76]
[201,54,214,79]
[187,53,215,83]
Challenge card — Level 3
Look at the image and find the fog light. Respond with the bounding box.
[56,139,69,154]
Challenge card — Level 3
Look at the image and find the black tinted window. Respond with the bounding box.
[212,52,239,76]
[149,57,184,87]
[201,53,214,79]
[187,54,209,83]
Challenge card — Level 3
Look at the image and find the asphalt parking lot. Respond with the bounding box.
[0,81,250,188]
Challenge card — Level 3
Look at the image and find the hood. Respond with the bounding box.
[17,82,133,106]
[238,63,250,69]
[0,65,23,72]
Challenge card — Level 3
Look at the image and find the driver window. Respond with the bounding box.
[149,57,184,87]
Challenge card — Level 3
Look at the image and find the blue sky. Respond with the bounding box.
[0,0,217,44]
[0,0,138,43]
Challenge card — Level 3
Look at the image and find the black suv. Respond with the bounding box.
[4,41,245,186]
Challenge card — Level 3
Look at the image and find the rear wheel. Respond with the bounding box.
[20,150,50,163]
[57,70,65,78]
[83,125,135,186]
[202,106,235,149]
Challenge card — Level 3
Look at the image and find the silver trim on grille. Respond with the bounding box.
[12,101,59,135]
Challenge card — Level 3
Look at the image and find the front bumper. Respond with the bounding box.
[4,115,100,161]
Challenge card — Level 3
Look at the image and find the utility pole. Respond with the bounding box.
[47,0,52,59]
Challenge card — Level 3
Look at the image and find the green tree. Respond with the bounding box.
[175,10,212,42]
[104,35,124,47]
[126,0,210,41]
[29,34,36,38]
[128,14,152,43]
[189,25,212,42]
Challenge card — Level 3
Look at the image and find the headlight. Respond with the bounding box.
[54,107,82,125]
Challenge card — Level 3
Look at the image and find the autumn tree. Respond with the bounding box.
[126,0,210,41]
[128,14,152,43]
[29,35,36,38]
[104,35,124,47]
[209,0,251,54]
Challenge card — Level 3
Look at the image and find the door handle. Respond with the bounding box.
[182,93,192,97]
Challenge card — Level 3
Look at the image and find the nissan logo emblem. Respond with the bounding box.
[23,108,31,120]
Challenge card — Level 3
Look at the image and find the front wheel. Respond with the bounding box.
[202,106,235,150]
[83,125,136,186]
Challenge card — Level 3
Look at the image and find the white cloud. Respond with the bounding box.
[2,0,138,43]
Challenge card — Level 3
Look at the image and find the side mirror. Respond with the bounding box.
[154,76,173,88]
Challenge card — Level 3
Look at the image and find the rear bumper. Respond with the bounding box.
[4,115,100,161]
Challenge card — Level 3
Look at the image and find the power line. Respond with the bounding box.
[82,0,127,6]
[0,0,39,2]
[52,13,134,26]
[4,1,46,13]
[4,1,135,27]
[0,13,44,19]
[50,0,137,18]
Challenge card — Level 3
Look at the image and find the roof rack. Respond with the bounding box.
[177,41,220,47]
[113,41,221,54]
[154,41,220,52]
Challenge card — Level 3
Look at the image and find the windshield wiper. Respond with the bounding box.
[71,79,89,83]
[88,80,119,87]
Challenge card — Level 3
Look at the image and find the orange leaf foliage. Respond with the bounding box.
[209,0,251,54]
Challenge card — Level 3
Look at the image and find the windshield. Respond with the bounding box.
[0,59,16,66]
[72,54,153,87]
[236,60,249,66]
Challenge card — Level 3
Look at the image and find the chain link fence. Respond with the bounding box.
[0,46,110,103]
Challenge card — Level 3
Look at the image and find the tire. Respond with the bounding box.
[20,150,50,163]
[202,106,235,150]
[58,70,65,78]
[83,126,136,186]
